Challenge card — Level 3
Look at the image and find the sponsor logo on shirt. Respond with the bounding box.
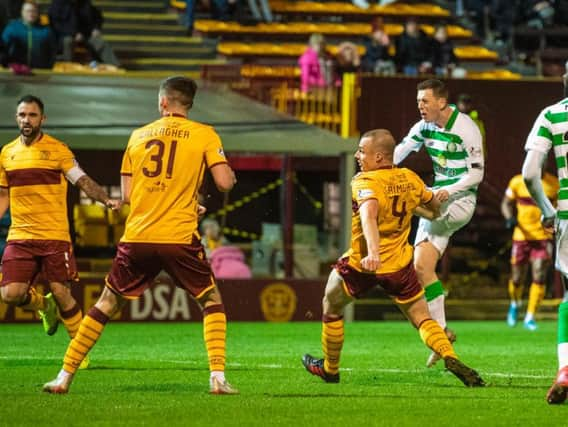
[357,189,374,198]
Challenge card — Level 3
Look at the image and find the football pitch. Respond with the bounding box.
[2,320,566,426]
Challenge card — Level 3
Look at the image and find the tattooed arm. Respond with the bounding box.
[76,175,122,210]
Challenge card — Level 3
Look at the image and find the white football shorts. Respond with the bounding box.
[414,191,477,255]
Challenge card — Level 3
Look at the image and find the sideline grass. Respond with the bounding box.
[1,321,565,426]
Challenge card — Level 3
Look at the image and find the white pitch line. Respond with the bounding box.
[0,356,552,379]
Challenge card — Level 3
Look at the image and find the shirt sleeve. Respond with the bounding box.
[60,144,86,184]
[352,174,379,206]
[442,118,484,195]
[204,129,228,168]
[120,147,132,176]
[394,121,424,165]
[120,133,136,176]
[505,177,516,200]
[525,108,553,155]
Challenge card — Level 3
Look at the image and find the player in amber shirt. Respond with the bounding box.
[44,76,238,395]
[0,95,119,352]
[302,129,484,387]
[501,172,559,330]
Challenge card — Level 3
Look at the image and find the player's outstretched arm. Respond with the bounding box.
[415,191,441,220]
[393,125,423,165]
[522,149,556,221]
[210,163,236,192]
[76,175,121,210]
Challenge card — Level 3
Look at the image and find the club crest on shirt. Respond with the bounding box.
[447,142,457,152]
[40,150,50,160]
[357,189,374,198]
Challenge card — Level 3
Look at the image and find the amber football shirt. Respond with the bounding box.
[0,134,80,242]
[121,115,228,243]
[505,173,558,241]
[344,166,433,274]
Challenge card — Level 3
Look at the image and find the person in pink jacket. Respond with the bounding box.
[298,33,334,93]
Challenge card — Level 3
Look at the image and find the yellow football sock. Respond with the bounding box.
[60,304,83,339]
[322,316,344,375]
[527,282,546,316]
[19,287,46,311]
[508,280,523,305]
[419,319,457,360]
[63,307,108,374]
[203,305,226,372]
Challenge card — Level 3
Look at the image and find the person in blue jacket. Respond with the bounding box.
[2,1,56,69]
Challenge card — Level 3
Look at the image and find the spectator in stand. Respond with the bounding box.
[430,24,458,77]
[2,1,57,70]
[335,41,360,81]
[395,17,432,76]
[201,218,229,258]
[361,18,395,75]
[352,0,397,9]
[247,0,272,23]
[48,0,120,67]
[519,0,555,29]
[299,33,335,93]
[182,0,235,36]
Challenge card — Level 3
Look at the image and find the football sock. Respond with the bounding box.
[419,319,457,359]
[508,279,523,306]
[526,282,545,319]
[424,280,446,329]
[60,304,83,339]
[322,315,344,375]
[18,287,46,311]
[203,304,226,373]
[63,307,108,374]
[557,302,568,368]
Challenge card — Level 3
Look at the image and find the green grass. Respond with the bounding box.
[1,321,565,426]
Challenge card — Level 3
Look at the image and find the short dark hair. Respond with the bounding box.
[17,95,44,114]
[159,76,197,110]
[417,79,448,100]
[457,93,472,104]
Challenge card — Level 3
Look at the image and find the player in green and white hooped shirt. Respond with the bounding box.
[523,61,568,404]
[394,79,484,368]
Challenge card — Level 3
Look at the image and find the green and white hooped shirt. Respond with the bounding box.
[525,98,568,219]
[395,106,484,196]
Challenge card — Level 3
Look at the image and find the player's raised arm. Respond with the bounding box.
[394,122,424,165]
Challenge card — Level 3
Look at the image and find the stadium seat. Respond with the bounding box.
[218,42,495,62]
[74,204,110,247]
[173,1,451,18]
[195,20,472,39]
[268,1,451,17]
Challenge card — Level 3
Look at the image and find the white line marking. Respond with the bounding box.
[0,356,552,379]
